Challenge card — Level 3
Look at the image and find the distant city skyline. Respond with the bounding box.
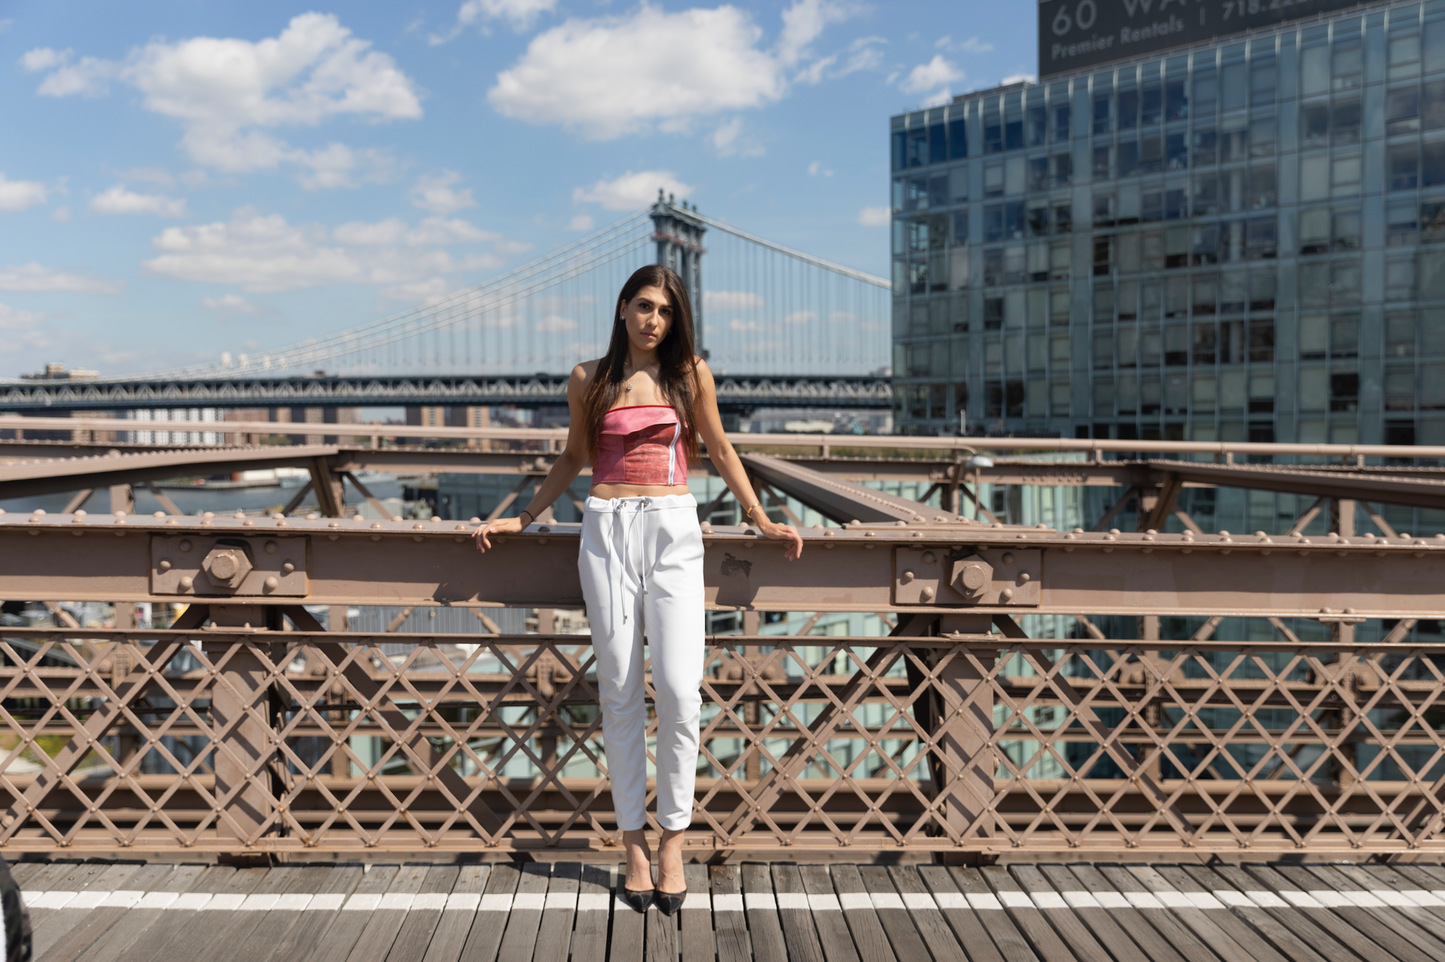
[0,1,1039,377]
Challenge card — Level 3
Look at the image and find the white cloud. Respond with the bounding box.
[90,185,187,218]
[566,214,595,232]
[1001,72,1037,86]
[791,34,884,86]
[20,47,118,97]
[901,54,963,95]
[0,263,124,294]
[0,173,48,211]
[706,290,764,310]
[0,20,13,35]
[20,48,62,71]
[936,35,992,54]
[333,215,496,247]
[409,171,476,215]
[727,318,763,332]
[536,314,578,332]
[381,277,453,302]
[202,294,258,313]
[777,0,853,64]
[857,206,890,227]
[114,167,177,188]
[50,206,72,223]
[807,161,832,177]
[573,171,693,211]
[0,302,40,329]
[142,207,514,293]
[0,302,60,353]
[709,117,764,158]
[782,310,817,324]
[488,0,858,139]
[434,0,558,40]
[295,144,396,191]
[23,15,422,187]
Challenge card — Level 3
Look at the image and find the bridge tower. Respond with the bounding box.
[650,192,708,358]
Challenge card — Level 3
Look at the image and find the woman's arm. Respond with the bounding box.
[693,359,803,560]
[474,364,591,552]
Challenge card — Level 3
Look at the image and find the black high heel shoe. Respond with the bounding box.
[654,888,687,916]
[621,886,655,913]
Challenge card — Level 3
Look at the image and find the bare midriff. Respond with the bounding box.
[588,481,691,499]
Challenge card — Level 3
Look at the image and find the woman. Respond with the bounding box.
[475,264,803,914]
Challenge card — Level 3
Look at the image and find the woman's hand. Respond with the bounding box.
[474,515,526,552]
[756,519,804,560]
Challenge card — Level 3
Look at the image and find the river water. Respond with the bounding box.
[0,477,410,517]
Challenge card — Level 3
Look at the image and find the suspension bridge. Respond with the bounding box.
[0,195,893,418]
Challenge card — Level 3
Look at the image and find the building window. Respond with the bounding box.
[1330,314,1359,359]
[1251,54,1277,103]
[1093,191,1117,227]
[1193,128,1217,165]
[1331,209,1361,252]
[1426,142,1445,187]
[1387,86,1420,136]
[983,162,1004,197]
[1301,104,1329,148]
[1093,85,1112,135]
[984,103,1002,154]
[1385,370,1416,412]
[1390,144,1419,190]
[1386,257,1416,302]
[1249,319,1274,362]
[949,117,967,159]
[983,297,1004,330]
[1332,97,1361,145]
[1053,93,1071,141]
[1250,270,1275,311]
[1385,420,1416,445]
[1333,36,1363,91]
[1118,372,1138,414]
[908,128,929,167]
[1193,321,1217,363]
[1386,311,1416,358]
[1330,372,1359,413]
[929,124,947,165]
[1050,378,1071,416]
[1425,79,1445,129]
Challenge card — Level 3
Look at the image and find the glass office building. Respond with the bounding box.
[890,0,1445,444]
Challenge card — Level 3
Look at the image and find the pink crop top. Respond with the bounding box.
[592,405,688,485]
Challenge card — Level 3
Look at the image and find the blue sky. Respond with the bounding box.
[0,1,1037,377]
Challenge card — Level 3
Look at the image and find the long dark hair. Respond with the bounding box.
[581,265,700,466]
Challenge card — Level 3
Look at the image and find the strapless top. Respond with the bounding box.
[592,405,688,486]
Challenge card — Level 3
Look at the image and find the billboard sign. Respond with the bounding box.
[1039,0,1370,77]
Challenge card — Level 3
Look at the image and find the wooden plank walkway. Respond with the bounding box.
[15,859,1445,962]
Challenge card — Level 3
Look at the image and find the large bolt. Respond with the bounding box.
[950,556,994,603]
[210,552,239,580]
[201,542,254,590]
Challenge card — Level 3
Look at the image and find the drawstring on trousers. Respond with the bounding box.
[607,498,652,623]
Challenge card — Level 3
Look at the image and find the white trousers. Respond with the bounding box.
[578,493,705,832]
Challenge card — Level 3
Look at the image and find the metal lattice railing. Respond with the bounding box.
[5,624,1445,855]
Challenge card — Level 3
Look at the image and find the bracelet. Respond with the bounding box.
[518,510,535,527]
[742,502,762,521]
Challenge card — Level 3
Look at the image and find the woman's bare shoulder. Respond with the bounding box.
[572,358,605,382]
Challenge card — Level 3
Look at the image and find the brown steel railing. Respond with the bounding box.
[3,511,1445,855]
